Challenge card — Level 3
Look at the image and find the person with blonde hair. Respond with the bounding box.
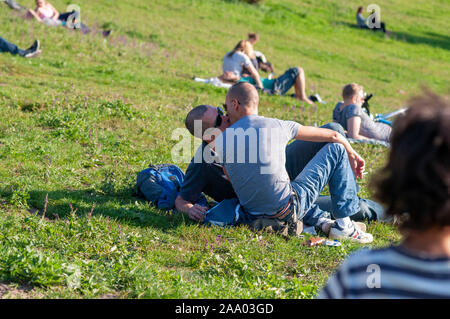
[318,90,450,298]
[222,40,263,89]
[333,83,391,142]
[28,0,90,33]
[223,40,314,104]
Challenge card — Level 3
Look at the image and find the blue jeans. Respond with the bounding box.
[285,122,384,222]
[0,36,25,56]
[285,122,346,179]
[290,143,360,226]
[315,195,385,222]
[273,67,299,95]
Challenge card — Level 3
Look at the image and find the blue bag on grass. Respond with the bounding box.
[136,164,207,210]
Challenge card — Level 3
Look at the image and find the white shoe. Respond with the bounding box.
[329,224,373,244]
[321,220,366,235]
[24,49,42,58]
[309,93,327,104]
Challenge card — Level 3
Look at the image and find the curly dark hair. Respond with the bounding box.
[371,90,450,231]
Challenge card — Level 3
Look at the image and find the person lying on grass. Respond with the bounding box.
[221,40,314,105]
[27,0,112,36]
[238,67,316,103]
[318,90,450,298]
[3,0,26,11]
[28,0,87,31]
[0,36,41,58]
[177,83,377,243]
[333,83,392,143]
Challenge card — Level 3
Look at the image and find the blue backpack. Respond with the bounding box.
[136,164,206,210]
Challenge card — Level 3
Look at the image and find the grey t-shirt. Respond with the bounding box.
[333,102,391,143]
[214,115,300,215]
[222,51,252,77]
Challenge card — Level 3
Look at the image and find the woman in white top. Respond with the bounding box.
[222,40,313,104]
[222,40,264,89]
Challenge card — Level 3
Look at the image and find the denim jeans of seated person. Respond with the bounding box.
[290,143,360,226]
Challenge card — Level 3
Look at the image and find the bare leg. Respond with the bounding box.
[294,67,314,105]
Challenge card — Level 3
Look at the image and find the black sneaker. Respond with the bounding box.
[25,40,40,52]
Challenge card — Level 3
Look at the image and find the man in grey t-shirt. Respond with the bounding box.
[333,83,391,143]
[214,82,374,243]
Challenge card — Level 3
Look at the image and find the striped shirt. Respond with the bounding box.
[317,246,450,299]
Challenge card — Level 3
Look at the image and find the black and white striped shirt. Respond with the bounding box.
[317,246,450,299]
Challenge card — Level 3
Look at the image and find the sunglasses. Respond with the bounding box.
[214,106,225,128]
[222,98,241,111]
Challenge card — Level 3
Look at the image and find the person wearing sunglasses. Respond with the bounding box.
[175,105,234,221]
[176,102,385,227]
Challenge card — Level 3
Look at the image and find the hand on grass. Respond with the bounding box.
[188,204,208,222]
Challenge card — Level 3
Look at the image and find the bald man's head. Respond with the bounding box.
[226,82,259,111]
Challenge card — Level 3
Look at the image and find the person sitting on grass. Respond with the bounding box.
[356,6,388,34]
[247,32,275,75]
[222,40,314,104]
[333,83,391,143]
[213,82,374,242]
[221,40,264,90]
[176,105,385,224]
[0,36,41,58]
[318,90,450,298]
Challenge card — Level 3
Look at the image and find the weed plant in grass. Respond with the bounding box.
[0,0,448,298]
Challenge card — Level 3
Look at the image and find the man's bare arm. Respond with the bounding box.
[295,126,365,179]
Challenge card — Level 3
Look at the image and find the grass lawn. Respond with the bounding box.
[0,0,448,298]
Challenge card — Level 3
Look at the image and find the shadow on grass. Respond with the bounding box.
[24,188,189,231]
[333,21,450,51]
[389,30,450,51]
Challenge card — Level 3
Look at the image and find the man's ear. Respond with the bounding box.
[232,98,240,111]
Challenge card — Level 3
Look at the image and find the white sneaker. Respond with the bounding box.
[309,93,327,104]
[321,220,366,235]
[329,224,373,244]
[24,49,42,58]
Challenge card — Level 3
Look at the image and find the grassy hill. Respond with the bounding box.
[0,0,448,298]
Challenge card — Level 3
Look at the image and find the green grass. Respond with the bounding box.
[0,0,448,298]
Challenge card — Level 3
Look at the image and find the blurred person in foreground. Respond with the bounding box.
[318,90,450,298]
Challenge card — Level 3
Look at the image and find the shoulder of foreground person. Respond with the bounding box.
[317,246,450,299]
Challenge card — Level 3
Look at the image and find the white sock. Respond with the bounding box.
[317,217,332,226]
[335,217,353,230]
[316,217,334,232]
